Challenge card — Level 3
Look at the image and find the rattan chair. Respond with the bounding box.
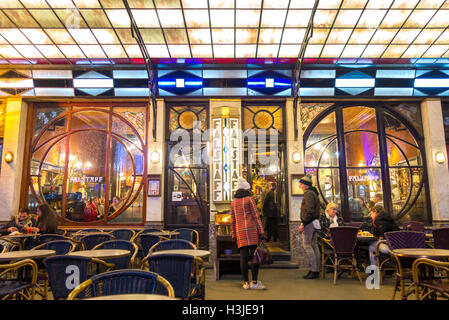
[146,253,203,299]
[432,227,449,250]
[0,259,38,300]
[147,239,197,256]
[109,229,135,241]
[174,228,200,248]
[402,221,425,232]
[39,234,70,244]
[320,237,335,278]
[0,243,5,253]
[328,226,363,285]
[44,255,114,300]
[79,233,115,250]
[92,240,138,269]
[385,231,426,300]
[412,258,449,300]
[66,269,175,300]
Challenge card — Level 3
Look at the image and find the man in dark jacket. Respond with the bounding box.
[263,182,279,242]
[0,208,36,235]
[298,175,321,279]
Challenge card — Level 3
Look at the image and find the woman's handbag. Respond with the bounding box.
[252,242,273,265]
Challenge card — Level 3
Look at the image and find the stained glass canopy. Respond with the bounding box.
[0,0,448,65]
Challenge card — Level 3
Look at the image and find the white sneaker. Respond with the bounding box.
[250,281,266,290]
[242,282,250,290]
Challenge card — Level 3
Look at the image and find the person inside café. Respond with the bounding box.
[373,193,383,207]
[108,196,122,214]
[0,207,36,235]
[366,204,400,266]
[30,204,59,234]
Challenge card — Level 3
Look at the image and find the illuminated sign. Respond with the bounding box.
[69,176,104,183]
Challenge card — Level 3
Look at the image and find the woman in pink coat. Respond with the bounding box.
[231,177,266,290]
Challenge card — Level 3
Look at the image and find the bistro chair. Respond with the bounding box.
[328,226,363,285]
[0,259,38,300]
[92,240,138,269]
[403,221,425,232]
[148,239,197,256]
[385,231,426,300]
[66,269,175,300]
[174,228,200,247]
[38,234,70,244]
[412,258,449,300]
[0,243,6,253]
[44,255,114,300]
[79,233,115,250]
[432,227,449,250]
[146,253,204,299]
[109,229,135,241]
[321,237,335,278]
[0,237,22,251]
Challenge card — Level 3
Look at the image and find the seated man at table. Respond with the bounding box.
[366,205,400,267]
[0,208,36,235]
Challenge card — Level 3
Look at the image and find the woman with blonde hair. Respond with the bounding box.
[318,202,344,243]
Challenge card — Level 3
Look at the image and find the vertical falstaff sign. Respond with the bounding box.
[212,116,240,202]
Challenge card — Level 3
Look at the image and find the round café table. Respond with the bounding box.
[85,294,179,300]
[68,249,130,259]
[391,248,449,259]
[145,231,180,237]
[0,249,56,263]
[150,249,211,259]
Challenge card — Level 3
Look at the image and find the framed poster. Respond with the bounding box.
[147,175,161,197]
[291,174,305,196]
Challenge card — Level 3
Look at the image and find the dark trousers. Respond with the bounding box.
[265,216,279,242]
[239,245,259,282]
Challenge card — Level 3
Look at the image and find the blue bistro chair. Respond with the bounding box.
[110,229,135,241]
[147,239,196,256]
[92,240,138,269]
[146,253,197,299]
[31,240,76,255]
[66,269,175,300]
[44,255,114,300]
[174,228,200,247]
[38,234,69,244]
[0,259,38,300]
[139,234,164,257]
[80,233,115,250]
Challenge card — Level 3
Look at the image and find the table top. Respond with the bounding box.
[2,233,39,238]
[145,231,180,237]
[150,249,210,258]
[68,249,130,259]
[0,249,56,262]
[85,294,179,300]
[392,248,449,258]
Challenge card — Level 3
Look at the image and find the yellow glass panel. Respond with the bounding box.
[80,45,107,58]
[0,0,22,8]
[127,0,155,8]
[236,0,262,8]
[340,44,366,58]
[381,45,408,58]
[281,29,306,44]
[182,0,208,8]
[361,44,387,57]
[157,9,185,27]
[309,29,330,44]
[236,44,256,57]
[80,10,112,28]
[100,0,125,8]
[28,10,63,28]
[380,10,412,27]
[261,10,287,27]
[3,10,39,28]
[184,10,210,27]
[92,29,120,44]
[326,29,353,44]
[285,10,312,28]
[165,29,189,44]
[413,29,444,44]
[0,12,16,28]
[236,10,261,27]
[257,44,279,57]
[318,0,342,9]
[46,29,76,45]
[46,0,76,8]
[21,29,52,44]
[115,29,137,44]
[168,45,191,57]
[427,10,449,27]
[14,45,43,58]
[401,45,429,58]
[264,0,289,8]
[36,45,65,58]
[236,29,258,44]
[321,44,345,57]
[391,29,421,44]
[403,10,436,27]
[365,0,393,9]
[357,10,387,28]
[391,0,419,9]
[0,29,30,44]
[210,0,235,8]
[130,9,160,27]
[210,9,235,27]
[435,30,449,44]
[140,29,165,44]
[212,29,234,44]
[190,44,213,57]
[154,0,181,8]
[20,0,49,8]
[278,44,301,57]
[58,45,86,58]
[422,45,448,57]
[334,10,362,28]
[243,106,283,133]
[73,0,101,8]
[0,45,22,58]
[341,0,367,8]
[68,29,98,44]
[124,45,142,57]
[146,44,170,57]
[313,10,338,27]
[416,0,445,9]
[348,29,376,44]
[102,44,128,58]
[105,10,131,27]
[188,29,211,44]
[258,29,282,44]
[213,44,234,57]
[370,29,398,44]
[55,9,88,28]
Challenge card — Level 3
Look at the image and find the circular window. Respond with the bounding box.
[253,110,274,130]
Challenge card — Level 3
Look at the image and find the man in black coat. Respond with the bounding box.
[263,182,279,242]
